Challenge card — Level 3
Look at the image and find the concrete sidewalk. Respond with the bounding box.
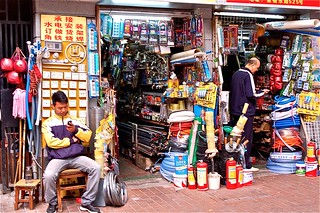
[1,168,319,213]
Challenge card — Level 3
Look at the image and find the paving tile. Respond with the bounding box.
[1,168,320,213]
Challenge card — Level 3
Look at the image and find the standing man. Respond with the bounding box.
[230,57,269,171]
[42,91,101,213]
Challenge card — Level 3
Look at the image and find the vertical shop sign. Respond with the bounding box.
[41,15,87,42]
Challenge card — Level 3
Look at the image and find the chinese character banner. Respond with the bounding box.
[41,15,87,42]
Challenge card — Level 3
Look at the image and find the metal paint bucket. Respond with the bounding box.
[174,153,188,175]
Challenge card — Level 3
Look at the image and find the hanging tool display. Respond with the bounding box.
[194,82,218,109]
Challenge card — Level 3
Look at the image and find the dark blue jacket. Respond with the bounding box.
[230,67,256,116]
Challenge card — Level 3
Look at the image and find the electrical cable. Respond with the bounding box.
[272,128,304,152]
[103,171,128,207]
[169,122,193,138]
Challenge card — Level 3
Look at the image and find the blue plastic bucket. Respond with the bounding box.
[174,153,188,175]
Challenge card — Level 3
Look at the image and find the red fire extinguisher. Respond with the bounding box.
[188,165,197,189]
[307,141,316,162]
[196,160,208,191]
[236,164,243,188]
[226,157,237,190]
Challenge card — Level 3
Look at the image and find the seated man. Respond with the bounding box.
[42,91,101,213]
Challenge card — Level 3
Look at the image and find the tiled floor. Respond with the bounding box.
[1,158,319,213]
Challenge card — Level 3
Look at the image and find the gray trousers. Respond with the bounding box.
[43,155,101,206]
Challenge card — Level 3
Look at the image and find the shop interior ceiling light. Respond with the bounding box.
[112,15,172,21]
[214,12,286,20]
[111,0,170,7]
[102,10,191,20]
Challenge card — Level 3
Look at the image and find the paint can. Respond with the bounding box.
[178,100,185,110]
[306,161,317,177]
[173,173,187,189]
[295,161,306,176]
[174,153,188,175]
[208,172,220,190]
[243,169,253,186]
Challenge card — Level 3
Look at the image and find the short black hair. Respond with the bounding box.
[52,91,68,105]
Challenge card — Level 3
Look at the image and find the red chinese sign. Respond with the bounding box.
[41,15,87,42]
[226,0,319,7]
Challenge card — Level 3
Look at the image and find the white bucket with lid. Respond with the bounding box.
[208,172,221,190]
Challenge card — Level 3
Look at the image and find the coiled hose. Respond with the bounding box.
[266,151,303,174]
[103,171,128,207]
[160,152,186,182]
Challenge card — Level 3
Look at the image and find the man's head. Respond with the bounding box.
[51,91,69,117]
[245,57,260,74]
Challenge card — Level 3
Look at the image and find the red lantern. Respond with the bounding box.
[0,58,14,71]
[6,71,22,85]
[13,59,28,73]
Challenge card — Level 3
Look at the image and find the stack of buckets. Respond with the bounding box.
[173,153,188,189]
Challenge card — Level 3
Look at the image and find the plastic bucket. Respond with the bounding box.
[243,169,253,186]
[295,161,306,176]
[174,153,188,175]
[208,172,221,190]
[173,174,187,189]
[306,161,317,177]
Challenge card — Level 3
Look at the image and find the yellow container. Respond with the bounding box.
[171,104,179,111]
[178,100,185,110]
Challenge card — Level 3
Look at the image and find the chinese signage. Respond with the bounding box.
[226,0,319,7]
[41,15,87,42]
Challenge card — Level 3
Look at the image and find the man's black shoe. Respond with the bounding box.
[80,204,101,213]
[46,204,57,213]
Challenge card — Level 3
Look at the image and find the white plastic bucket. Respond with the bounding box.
[173,174,187,189]
[208,172,220,190]
[243,169,253,186]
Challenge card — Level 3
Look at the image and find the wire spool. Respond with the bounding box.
[103,171,128,207]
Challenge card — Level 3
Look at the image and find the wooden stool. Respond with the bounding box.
[57,169,88,212]
[14,179,40,210]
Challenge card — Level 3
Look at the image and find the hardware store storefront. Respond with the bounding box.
[0,0,319,195]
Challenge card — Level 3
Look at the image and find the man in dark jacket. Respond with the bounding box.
[42,91,101,213]
[230,57,269,171]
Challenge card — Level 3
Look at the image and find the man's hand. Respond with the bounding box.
[66,120,76,133]
[263,89,270,94]
[72,136,79,143]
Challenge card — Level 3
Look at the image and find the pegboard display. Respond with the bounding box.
[41,69,88,123]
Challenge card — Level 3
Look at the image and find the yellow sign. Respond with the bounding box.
[41,15,87,42]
